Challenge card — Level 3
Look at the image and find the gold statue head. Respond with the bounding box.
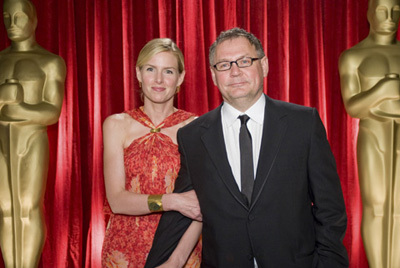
[136,38,185,74]
[367,0,400,35]
[2,0,37,42]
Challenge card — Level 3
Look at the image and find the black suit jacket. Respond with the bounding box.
[145,95,349,268]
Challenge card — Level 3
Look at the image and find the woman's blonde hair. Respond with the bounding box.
[136,38,185,73]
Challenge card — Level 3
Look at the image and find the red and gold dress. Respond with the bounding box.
[102,108,201,268]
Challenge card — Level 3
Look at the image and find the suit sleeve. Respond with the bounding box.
[144,129,194,268]
[308,109,349,267]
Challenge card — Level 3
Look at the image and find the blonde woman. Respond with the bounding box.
[102,38,201,268]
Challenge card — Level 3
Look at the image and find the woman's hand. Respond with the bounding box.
[163,190,202,221]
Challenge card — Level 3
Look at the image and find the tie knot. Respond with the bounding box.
[239,114,250,125]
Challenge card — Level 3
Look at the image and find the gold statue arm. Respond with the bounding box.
[339,52,400,119]
[0,57,66,125]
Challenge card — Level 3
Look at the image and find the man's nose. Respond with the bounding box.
[229,62,242,76]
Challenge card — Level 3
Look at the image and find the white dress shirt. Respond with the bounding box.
[221,94,265,190]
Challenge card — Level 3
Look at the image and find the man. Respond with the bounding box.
[0,0,66,267]
[146,28,348,267]
[339,0,400,267]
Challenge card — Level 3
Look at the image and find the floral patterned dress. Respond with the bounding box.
[102,107,201,268]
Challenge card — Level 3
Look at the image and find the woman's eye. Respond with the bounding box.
[146,67,154,72]
[165,70,174,74]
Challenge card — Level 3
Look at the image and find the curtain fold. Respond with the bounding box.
[0,1,384,267]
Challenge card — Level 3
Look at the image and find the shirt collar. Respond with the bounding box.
[221,94,265,127]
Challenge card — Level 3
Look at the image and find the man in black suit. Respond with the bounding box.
[145,27,348,268]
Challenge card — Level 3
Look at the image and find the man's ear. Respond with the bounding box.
[261,57,269,77]
[210,67,218,86]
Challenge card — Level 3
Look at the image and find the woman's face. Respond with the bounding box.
[136,51,185,105]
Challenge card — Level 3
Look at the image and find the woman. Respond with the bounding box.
[101,38,202,268]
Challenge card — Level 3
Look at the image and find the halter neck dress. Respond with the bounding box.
[102,107,201,268]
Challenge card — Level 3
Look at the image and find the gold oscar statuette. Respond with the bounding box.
[0,0,66,267]
[339,0,400,267]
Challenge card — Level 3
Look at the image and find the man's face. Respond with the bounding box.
[369,0,400,34]
[3,1,36,42]
[210,37,268,111]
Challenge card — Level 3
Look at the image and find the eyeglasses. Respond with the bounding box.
[213,57,260,71]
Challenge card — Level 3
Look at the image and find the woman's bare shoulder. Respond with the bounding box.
[103,112,140,134]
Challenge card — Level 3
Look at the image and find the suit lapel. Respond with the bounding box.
[201,106,249,209]
[251,96,288,209]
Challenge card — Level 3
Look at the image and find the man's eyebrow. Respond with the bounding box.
[215,55,249,62]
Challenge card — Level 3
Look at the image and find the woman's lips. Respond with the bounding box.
[152,87,166,92]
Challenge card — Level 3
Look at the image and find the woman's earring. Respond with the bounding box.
[139,82,142,88]
[176,86,180,93]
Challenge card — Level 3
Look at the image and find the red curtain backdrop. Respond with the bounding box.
[1,0,396,267]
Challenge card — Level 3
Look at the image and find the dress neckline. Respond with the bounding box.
[130,106,191,131]
[123,107,195,151]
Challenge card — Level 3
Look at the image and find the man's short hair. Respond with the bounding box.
[209,27,265,66]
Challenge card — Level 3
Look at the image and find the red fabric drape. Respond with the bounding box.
[1,0,395,267]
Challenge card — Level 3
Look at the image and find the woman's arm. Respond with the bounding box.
[156,221,202,268]
[103,114,151,215]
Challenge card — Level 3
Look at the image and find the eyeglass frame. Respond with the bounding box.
[212,57,261,71]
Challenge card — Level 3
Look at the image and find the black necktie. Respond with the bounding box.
[239,114,254,205]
